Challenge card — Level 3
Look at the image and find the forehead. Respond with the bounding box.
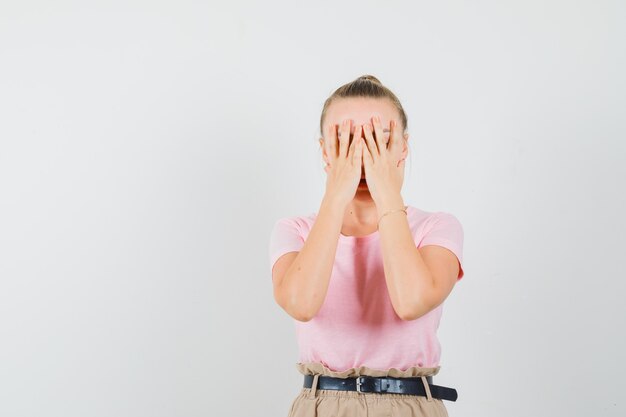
[325,97,398,126]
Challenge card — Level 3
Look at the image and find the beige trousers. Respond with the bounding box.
[287,362,449,417]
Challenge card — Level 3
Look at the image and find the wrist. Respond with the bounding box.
[375,193,405,214]
[320,193,348,215]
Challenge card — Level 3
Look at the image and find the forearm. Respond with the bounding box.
[377,194,435,320]
[281,194,346,321]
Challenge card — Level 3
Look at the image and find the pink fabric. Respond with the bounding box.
[268,205,464,372]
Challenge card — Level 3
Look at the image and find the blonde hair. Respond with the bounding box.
[319,74,408,137]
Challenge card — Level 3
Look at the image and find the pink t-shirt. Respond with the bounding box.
[268,205,464,372]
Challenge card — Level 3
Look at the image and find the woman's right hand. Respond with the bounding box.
[322,119,364,208]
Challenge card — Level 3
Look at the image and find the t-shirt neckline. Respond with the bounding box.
[339,229,379,242]
[312,206,413,243]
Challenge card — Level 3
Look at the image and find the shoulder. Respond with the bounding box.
[270,211,317,236]
[272,211,317,226]
[268,211,317,271]
[407,205,462,228]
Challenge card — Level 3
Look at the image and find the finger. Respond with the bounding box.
[338,118,351,158]
[389,119,402,153]
[362,136,373,167]
[350,125,362,165]
[346,125,359,159]
[360,137,366,171]
[325,122,338,161]
[372,115,387,160]
[362,121,379,162]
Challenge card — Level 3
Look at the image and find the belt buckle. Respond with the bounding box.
[356,376,365,393]
[356,376,389,393]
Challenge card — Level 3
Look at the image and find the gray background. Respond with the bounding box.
[1,1,624,416]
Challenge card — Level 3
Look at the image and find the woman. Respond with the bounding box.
[269,75,465,417]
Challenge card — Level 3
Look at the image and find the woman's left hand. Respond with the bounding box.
[361,116,406,206]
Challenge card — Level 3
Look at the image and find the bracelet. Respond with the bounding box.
[377,205,408,229]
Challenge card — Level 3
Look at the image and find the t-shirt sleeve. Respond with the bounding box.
[268,217,305,275]
[419,212,465,280]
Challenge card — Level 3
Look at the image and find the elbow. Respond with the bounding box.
[274,272,320,322]
[287,301,315,322]
[292,310,314,322]
[398,307,418,321]
[279,288,317,322]
[398,281,442,321]
[287,296,318,322]
[398,299,434,321]
[398,306,424,321]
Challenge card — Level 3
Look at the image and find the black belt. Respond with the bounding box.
[303,374,457,402]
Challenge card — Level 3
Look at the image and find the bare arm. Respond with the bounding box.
[377,195,460,321]
[272,194,346,321]
[272,118,362,321]
[360,116,461,321]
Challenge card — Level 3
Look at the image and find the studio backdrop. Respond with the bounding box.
[0,1,624,416]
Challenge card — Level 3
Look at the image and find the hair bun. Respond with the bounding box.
[357,74,382,85]
[319,73,408,138]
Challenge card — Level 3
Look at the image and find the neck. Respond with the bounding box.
[342,194,378,233]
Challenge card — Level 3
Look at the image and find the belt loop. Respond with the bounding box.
[420,376,433,402]
[308,374,320,399]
